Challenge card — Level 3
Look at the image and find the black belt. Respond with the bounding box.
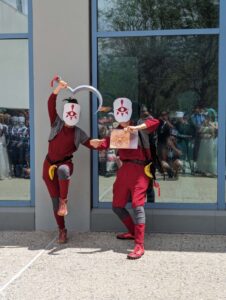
[122,159,148,166]
[46,155,73,165]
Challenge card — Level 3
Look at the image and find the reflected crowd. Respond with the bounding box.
[0,110,30,180]
[98,104,218,180]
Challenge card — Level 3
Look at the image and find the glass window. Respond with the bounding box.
[0,39,30,200]
[98,0,219,32]
[0,0,28,33]
[97,35,218,204]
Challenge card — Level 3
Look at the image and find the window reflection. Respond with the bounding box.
[98,0,219,31]
[0,109,30,179]
[97,35,218,203]
[0,109,30,200]
[0,0,28,33]
[0,39,30,200]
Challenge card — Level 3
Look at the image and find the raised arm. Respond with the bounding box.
[48,80,68,126]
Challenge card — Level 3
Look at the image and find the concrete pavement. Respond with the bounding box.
[1,231,226,300]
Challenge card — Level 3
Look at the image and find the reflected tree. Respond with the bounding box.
[98,0,218,114]
[98,0,219,31]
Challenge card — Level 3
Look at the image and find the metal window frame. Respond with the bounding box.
[0,0,34,207]
[92,0,226,210]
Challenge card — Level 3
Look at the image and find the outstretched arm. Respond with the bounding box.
[83,137,110,150]
[48,80,68,126]
[124,118,160,133]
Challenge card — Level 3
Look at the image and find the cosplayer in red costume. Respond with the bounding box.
[98,98,159,259]
[43,80,100,244]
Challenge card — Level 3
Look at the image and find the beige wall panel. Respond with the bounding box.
[33,0,91,231]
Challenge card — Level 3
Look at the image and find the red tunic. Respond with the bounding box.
[47,93,92,161]
[43,93,92,199]
[99,118,160,208]
[100,119,159,161]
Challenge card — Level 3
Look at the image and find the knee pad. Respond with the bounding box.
[57,165,70,180]
[133,206,145,224]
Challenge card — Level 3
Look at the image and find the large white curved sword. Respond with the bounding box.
[50,75,103,113]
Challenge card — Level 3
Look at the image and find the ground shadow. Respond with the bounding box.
[0,231,226,255]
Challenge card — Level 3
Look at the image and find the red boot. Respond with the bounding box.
[116,215,135,240]
[117,232,134,240]
[127,224,145,259]
[57,198,68,216]
[58,228,68,244]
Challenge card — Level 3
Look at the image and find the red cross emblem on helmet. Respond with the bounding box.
[116,99,129,116]
[66,104,77,120]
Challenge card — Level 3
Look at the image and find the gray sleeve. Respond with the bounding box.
[74,127,90,149]
[48,116,64,141]
[79,128,89,144]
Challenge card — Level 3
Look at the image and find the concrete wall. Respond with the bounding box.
[91,209,226,234]
[0,207,34,230]
[33,0,91,231]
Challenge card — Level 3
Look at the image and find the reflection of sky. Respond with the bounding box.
[98,0,114,11]
[98,0,116,31]
[1,0,28,15]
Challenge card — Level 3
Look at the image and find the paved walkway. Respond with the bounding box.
[99,174,217,203]
[0,172,218,203]
[1,231,226,300]
[0,179,29,201]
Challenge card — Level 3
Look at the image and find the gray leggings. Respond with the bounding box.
[51,197,59,211]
